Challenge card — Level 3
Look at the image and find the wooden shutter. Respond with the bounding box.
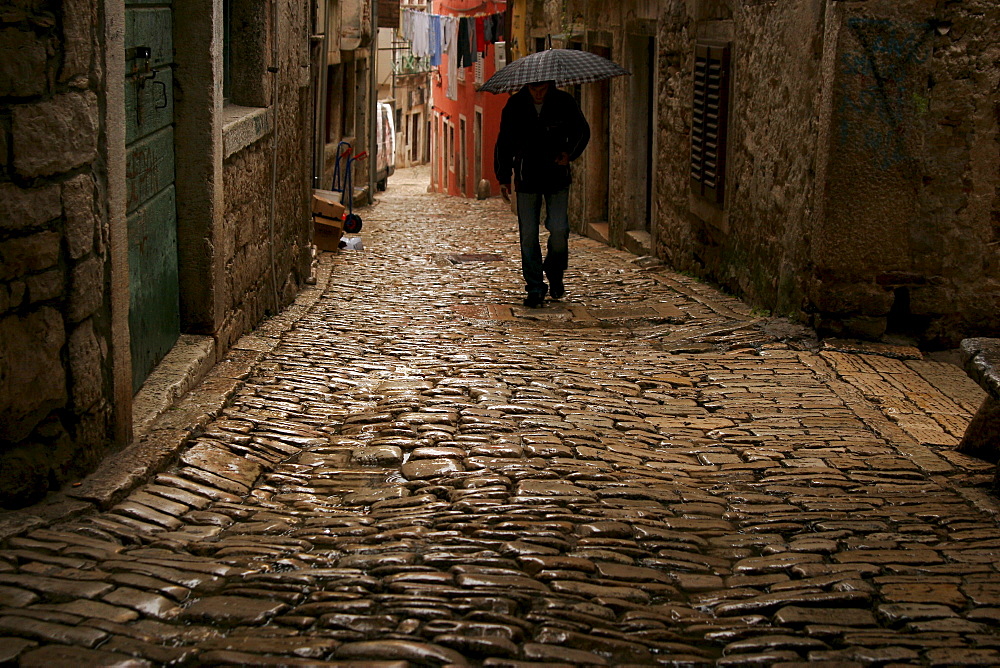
[691,41,731,205]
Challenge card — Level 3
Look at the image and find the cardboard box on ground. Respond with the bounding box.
[313,189,346,252]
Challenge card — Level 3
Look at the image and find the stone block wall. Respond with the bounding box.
[539,0,1000,347]
[649,0,999,347]
[813,0,1000,345]
[220,0,312,353]
[0,0,315,509]
[0,1,115,507]
[652,0,865,325]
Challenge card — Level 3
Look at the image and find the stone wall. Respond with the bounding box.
[0,0,315,509]
[666,1,827,321]
[651,2,695,264]
[813,0,1000,345]
[220,0,313,353]
[722,0,1000,345]
[0,0,115,507]
[649,0,998,347]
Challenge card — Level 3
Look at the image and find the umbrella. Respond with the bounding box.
[479,48,630,94]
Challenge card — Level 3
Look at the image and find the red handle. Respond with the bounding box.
[353,151,368,160]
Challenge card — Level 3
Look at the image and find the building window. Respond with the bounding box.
[474,58,483,86]
[474,109,483,186]
[449,123,456,173]
[690,41,731,205]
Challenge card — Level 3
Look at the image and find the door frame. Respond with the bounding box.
[626,32,656,234]
[105,0,133,443]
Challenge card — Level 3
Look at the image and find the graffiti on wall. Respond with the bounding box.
[837,18,932,171]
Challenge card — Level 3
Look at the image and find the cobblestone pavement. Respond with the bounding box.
[2,166,1000,666]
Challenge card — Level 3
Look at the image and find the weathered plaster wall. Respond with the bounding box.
[174,0,225,333]
[0,0,117,507]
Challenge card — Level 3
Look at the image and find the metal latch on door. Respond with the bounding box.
[127,46,167,125]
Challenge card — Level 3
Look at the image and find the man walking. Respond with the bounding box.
[494,81,590,308]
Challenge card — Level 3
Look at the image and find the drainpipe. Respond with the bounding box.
[313,1,330,188]
[368,0,378,203]
[267,0,281,312]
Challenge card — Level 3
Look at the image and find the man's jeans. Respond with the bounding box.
[516,188,569,298]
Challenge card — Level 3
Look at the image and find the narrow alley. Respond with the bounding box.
[1,167,999,667]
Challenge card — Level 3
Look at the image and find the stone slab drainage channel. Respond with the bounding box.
[0,167,998,666]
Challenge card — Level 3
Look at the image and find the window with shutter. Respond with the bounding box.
[690,41,731,205]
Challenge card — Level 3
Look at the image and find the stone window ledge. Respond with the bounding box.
[222,104,273,159]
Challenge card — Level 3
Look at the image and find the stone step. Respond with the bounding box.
[625,230,652,256]
[585,221,609,244]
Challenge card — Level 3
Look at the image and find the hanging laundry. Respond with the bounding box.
[412,10,430,59]
[484,13,496,43]
[457,17,471,68]
[475,16,486,54]
[466,17,479,65]
[443,16,458,100]
[401,9,414,45]
[399,7,505,72]
[429,14,442,67]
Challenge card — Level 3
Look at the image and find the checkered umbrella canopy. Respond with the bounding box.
[479,48,630,94]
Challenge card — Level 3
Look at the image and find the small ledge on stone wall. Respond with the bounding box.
[222,104,273,159]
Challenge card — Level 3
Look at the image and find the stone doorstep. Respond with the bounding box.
[624,230,652,257]
[131,334,218,441]
[585,222,609,245]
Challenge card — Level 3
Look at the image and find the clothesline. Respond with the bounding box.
[400,7,507,101]
[401,8,505,68]
[434,4,502,17]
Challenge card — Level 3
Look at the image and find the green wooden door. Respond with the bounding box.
[125,2,180,393]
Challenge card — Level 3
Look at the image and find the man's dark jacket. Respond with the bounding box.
[494,86,590,194]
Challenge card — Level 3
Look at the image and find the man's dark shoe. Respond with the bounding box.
[549,281,565,300]
[523,293,545,308]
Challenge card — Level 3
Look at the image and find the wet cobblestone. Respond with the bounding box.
[1,166,999,665]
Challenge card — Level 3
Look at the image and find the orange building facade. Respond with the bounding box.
[428,0,508,198]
